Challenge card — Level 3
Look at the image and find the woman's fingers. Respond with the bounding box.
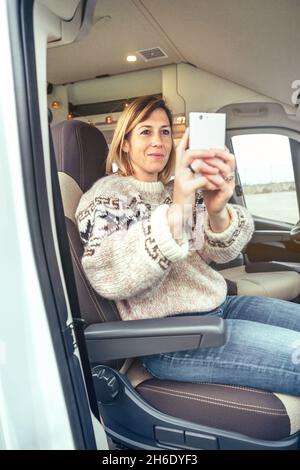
[203,157,231,175]
[184,149,215,166]
[203,181,219,191]
[205,173,235,190]
[184,148,235,171]
[174,142,235,201]
[176,127,190,155]
[188,156,231,177]
[205,173,227,188]
[209,148,236,169]
[190,159,220,175]
[187,174,220,193]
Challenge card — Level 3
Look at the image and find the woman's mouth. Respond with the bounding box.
[148,153,164,158]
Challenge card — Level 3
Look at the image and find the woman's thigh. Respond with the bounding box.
[223,295,300,332]
[142,318,300,395]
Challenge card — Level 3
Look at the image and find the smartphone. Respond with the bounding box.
[189,112,226,150]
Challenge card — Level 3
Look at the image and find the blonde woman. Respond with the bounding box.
[76,95,300,395]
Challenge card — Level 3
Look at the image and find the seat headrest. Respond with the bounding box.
[51,119,109,193]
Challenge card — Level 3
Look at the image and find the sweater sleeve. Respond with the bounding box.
[76,193,189,301]
[198,204,254,264]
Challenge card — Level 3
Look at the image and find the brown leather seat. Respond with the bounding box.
[51,119,300,446]
[136,379,296,441]
[51,120,119,323]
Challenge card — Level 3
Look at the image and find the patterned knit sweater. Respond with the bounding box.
[75,174,254,321]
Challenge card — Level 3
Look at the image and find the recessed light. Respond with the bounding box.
[173,115,186,125]
[126,55,137,62]
[51,100,61,109]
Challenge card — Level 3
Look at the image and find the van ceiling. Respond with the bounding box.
[47,0,300,106]
[40,0,81,20]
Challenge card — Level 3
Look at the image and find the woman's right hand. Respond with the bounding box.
[168,128,232,240]
[168,128,215,238]
[172,127,229,216]
[168,127,232,240]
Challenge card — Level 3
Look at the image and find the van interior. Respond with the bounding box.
[33,0,300,449]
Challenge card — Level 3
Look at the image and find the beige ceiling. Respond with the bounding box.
[47,0,300,105]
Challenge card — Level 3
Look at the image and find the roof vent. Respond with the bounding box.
[137,47,168,62]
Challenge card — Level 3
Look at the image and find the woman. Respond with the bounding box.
[76,95,300,396]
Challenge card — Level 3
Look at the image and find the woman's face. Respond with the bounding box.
[123,108,173,182]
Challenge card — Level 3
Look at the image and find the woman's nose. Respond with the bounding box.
[151,133,163,146]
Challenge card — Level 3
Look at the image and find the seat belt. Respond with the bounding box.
[48,110,99,420]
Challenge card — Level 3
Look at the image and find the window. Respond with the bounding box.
[232,134,298,224]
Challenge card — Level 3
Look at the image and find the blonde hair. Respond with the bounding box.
[105,95,176,183]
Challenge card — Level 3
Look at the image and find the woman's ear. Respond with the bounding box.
[122,139,130,153]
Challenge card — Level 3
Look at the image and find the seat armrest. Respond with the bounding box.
[245,261,300,273]
[84,316,226,362]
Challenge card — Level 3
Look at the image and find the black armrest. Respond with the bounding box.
[84,316,226,362]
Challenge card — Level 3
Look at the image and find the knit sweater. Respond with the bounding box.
[75,174,254,321]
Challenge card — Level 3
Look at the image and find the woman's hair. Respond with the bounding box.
[105,95,176,183]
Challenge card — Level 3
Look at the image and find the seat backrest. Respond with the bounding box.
[51,119,120,325]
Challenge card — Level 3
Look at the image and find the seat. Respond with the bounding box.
[219,265,300,300]
[51,119,300,450]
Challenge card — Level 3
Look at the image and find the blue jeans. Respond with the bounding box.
[142,296,300,396]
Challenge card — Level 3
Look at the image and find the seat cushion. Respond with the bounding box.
[220,266,300,300]
[136,379,300,440]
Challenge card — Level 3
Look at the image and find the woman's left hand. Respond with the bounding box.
[201,148,236,216]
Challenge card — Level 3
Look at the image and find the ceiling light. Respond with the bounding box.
[51,100,61,109]
[126,55,137,62]
[173,115,186,125]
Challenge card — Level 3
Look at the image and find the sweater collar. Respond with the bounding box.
[127,176,165,194]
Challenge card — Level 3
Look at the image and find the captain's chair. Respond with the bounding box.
[51,119,300,450]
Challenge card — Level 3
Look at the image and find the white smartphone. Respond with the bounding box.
[189,112,226,150]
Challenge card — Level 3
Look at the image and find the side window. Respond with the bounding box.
[231,134,298,224]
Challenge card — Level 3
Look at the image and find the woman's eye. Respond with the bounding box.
[140,129,170,136]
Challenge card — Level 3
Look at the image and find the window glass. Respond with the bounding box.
[232,134,298,223]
